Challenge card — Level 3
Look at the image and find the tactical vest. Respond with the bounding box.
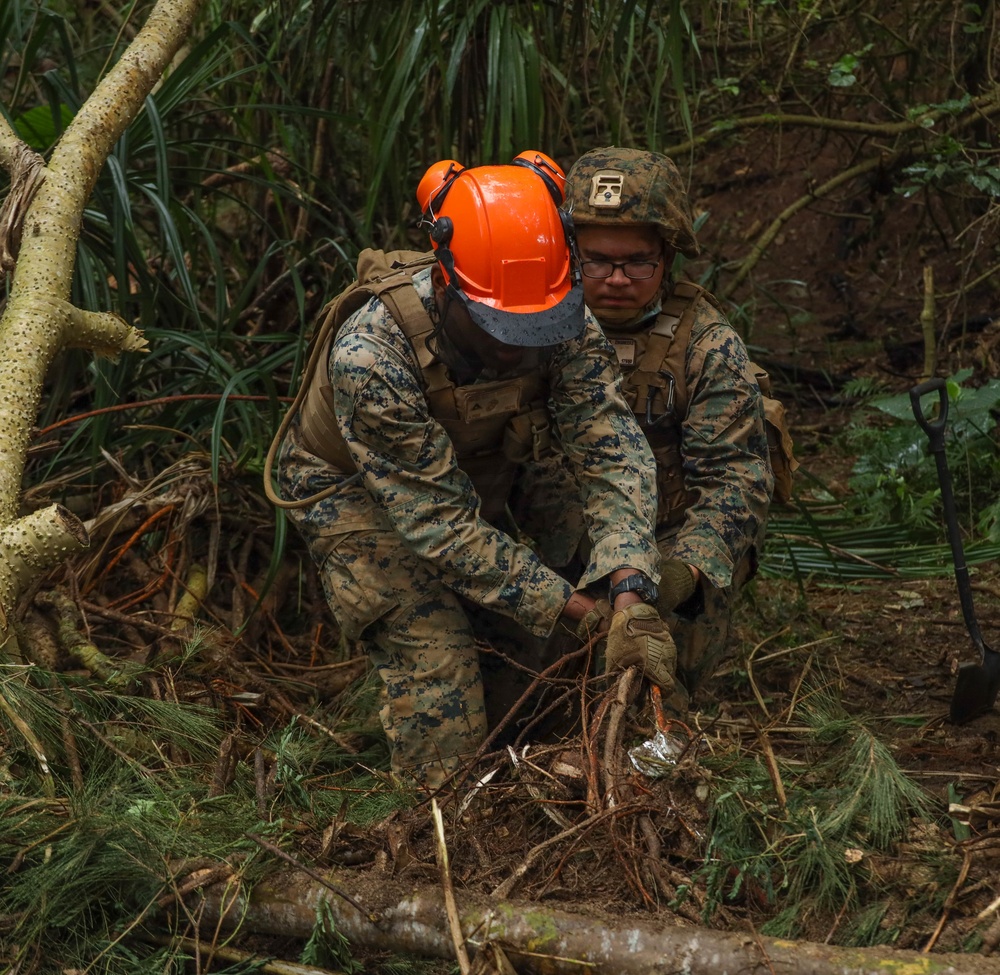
[265,249,554,524]
[604,281,797,529]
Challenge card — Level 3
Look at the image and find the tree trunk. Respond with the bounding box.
[0,0,203,648]
[194,868,1000,975]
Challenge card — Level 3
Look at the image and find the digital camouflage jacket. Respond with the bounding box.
[612,290,773,590]
[277,267,660,640]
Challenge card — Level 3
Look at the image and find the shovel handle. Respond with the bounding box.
[909,378,987,655]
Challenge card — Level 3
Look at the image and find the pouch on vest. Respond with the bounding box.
[503,404,553,464]
[618,280,799,515]
[753,367,799,505]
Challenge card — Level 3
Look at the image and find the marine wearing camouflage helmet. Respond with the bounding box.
[272,151,676,792]
[514,146,776,721]
[561,146,700,259]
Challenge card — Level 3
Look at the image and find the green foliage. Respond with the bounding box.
[698,692,934,944]
[0,658,404,972]
[301,897,363,972]
[828,44,874,88]
[762,371,1000,582]
[897,133,1000,199]
[762,509,1000,581]
[844,370,1000,540]
[839,901,898,948]
[259,665,408,816]
[0,669,258,972]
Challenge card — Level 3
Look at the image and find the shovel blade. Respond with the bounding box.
[949,654,1000,725]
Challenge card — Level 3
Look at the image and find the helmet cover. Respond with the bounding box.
[563,147,700,259]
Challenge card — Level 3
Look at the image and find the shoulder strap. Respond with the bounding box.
[630,280,702,424]
[377,261,455,415]
[263,249,436,508]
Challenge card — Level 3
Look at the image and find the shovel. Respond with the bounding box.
[910,377,1000,724]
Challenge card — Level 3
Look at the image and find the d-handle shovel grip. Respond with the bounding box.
[909,377,987,656]
[909,377,948,452]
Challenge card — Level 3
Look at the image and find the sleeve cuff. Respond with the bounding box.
[577,530,661,590]
[512,564,576,639]
[669,530,735,590]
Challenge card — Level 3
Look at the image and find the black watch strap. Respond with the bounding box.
[608,572,659,605]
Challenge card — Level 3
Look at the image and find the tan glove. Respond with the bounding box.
[605,603,677,691]
[575,598,612,644]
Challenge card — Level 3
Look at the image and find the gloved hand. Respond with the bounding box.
[575,598,612,644]
[657,559,697,616]
[605,603,677,691]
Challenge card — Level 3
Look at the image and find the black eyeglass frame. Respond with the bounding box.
[579,259,661,280]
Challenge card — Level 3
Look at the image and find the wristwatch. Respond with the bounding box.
[608,572,659,605]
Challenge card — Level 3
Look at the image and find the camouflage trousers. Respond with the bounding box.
[305,527,578,792]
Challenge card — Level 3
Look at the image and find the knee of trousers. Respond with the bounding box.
[366,594,489,781]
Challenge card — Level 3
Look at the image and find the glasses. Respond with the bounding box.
[580,259,661,280]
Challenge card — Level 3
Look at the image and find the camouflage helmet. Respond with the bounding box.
[563,147,700,259]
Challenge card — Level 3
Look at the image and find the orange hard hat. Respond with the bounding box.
[416,152,584,347]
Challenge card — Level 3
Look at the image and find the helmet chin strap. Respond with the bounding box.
[426,288,486,383]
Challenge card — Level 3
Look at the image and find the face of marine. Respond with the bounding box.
[431,265,528,374]
[575,224,671,325]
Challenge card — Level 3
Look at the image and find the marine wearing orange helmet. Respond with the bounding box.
[270,152,671,791]
[416,151,584,345]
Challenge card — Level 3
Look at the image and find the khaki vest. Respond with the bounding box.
[266,249,553,524]
[604,281,797,528]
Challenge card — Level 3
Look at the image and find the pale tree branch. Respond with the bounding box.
[0,113,29,172]
[193,867,1000,975]
[0,0,204,640]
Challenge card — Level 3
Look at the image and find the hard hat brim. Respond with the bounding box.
[457,283,586,348]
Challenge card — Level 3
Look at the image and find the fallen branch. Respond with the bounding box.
[193,867,1000,975]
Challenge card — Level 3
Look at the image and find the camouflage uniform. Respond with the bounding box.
[277,266,658,788]
[643,295,772,693]
[518,147,774,705]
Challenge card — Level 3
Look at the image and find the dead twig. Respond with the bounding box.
[744,917,778,975]
[157,862,238,909]
[446,643,592,796]
[491,805,630,900]
[753,722,788,812]
[254,746,269,821]
[208,734,239,798]
[745,628,790,719]
[601,667,640,807]
[433,799,471,975]
[0,684,54,798]
[923,850,971,952]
